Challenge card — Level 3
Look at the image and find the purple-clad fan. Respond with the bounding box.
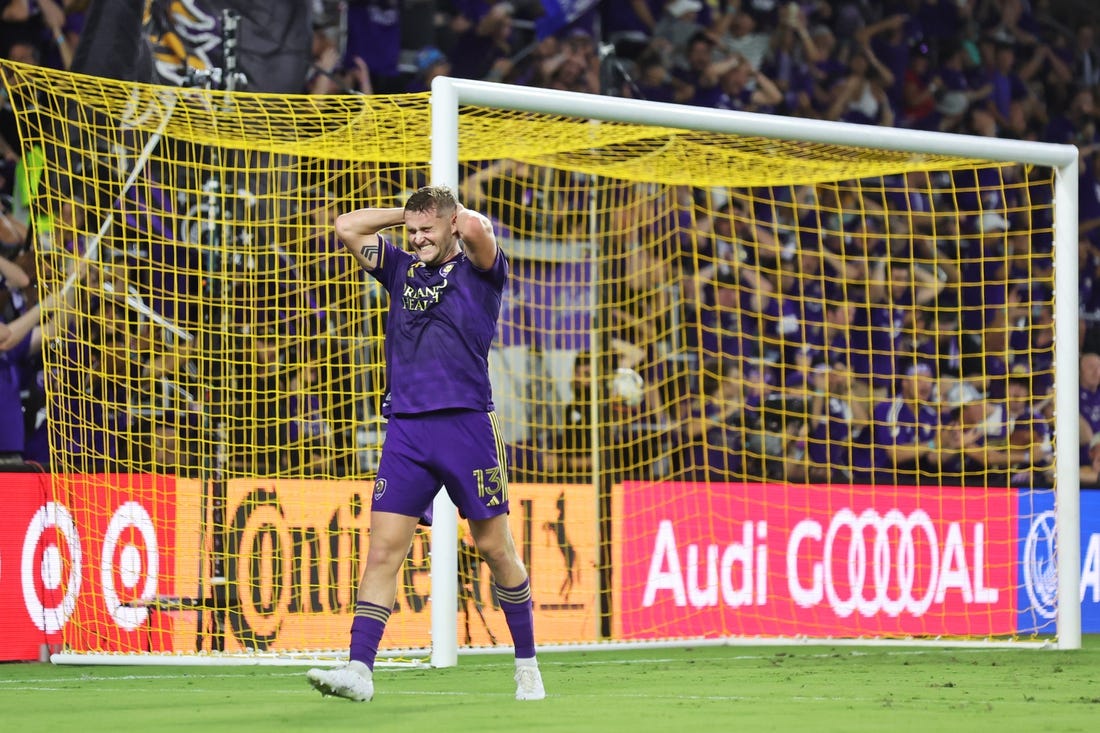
[306,186,544,703]
[0,328,28,460]
[869,362,942,487]
[1080,353,1100,466]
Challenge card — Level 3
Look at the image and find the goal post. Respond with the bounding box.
[428,76,1081,654]
[0,59,1083,665]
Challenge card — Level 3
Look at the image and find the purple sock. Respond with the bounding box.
[495,578,536,659]
[350,601,391,670]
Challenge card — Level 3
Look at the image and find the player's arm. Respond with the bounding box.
[455,204,498,270]
[334,206,405,271]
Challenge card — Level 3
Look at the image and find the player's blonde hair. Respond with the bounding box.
[405,185,458,217]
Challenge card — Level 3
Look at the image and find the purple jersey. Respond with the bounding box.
[1082,385,1100,464]
[808,396,857,481]
[369,236,507,416]
[871,397,939,486]
[343,0,401,77]
[0,332,30,453]
[849,303,905,390]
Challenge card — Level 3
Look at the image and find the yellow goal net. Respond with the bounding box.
[0,60,1079,661]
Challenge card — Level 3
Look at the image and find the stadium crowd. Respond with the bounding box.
[1,0,1100,489]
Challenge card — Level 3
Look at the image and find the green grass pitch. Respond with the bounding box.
[3,639,1099,732]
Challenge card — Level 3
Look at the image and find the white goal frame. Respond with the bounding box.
[427,76,1083,666]
[46,77,1081,668]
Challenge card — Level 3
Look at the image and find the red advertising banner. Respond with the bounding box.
[0,474,177,660]
[612,482,1018,639]
[0,474,57,661]
[61,474,179,653]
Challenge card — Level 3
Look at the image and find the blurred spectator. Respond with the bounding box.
[551,349,596,480]
[672,31,740,106]
[760,4,823,116]
[449,1,516,82]
[407,46,452,92]
[309,18,372,94]
[283,356,334,476]
[1,0,70,70]
[1079,352,1100,467]
[1080,434,1100,487]
[543,28,600,93]
[1070,23,1100,88]
[1046,87,1098,147]
[806,362,869,483]
[865,362,942,487]
[715,53,783,111]
[648,0,705,67]
[631,50,678,102]
[0,304,29,465]
[1005,373,1053,486]
[716,3,772,70]
[825,43,895,125]
[899,42,939,128]
[342,0,403,93]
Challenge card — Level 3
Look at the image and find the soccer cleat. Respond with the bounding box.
[307,663,374,702]
[514,664,546,701]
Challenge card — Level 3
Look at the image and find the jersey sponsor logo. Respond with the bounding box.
[402,278,448,312]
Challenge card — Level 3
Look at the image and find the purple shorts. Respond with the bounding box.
[372,410,510,524]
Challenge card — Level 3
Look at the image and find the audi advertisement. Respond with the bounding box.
[612,481,1100,639]
[3,475,1100,660]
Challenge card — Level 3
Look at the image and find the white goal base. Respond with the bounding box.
[50,635,1053,666]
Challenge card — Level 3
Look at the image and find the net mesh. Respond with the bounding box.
[1,60,1059,654]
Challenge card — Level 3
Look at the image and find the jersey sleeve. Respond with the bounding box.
[471,245,508,290]
[366,236,414,294]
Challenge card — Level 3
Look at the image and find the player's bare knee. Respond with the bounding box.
[478,545,526,582]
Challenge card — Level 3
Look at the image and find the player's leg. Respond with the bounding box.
[308,416,439,702]
[306,510,419,702]
[442,410,545,700]
[351,510,421,660]
[467,514,544,700]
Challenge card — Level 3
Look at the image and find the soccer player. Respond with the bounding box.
[305,185,545,702]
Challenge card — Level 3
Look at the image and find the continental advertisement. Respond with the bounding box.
[0,475,598,656]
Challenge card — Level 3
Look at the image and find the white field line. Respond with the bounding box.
[0,686,1061,707]
[0,647,1028,687]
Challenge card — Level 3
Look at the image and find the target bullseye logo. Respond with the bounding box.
[21,502,82,633]
[101,501,159,630]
